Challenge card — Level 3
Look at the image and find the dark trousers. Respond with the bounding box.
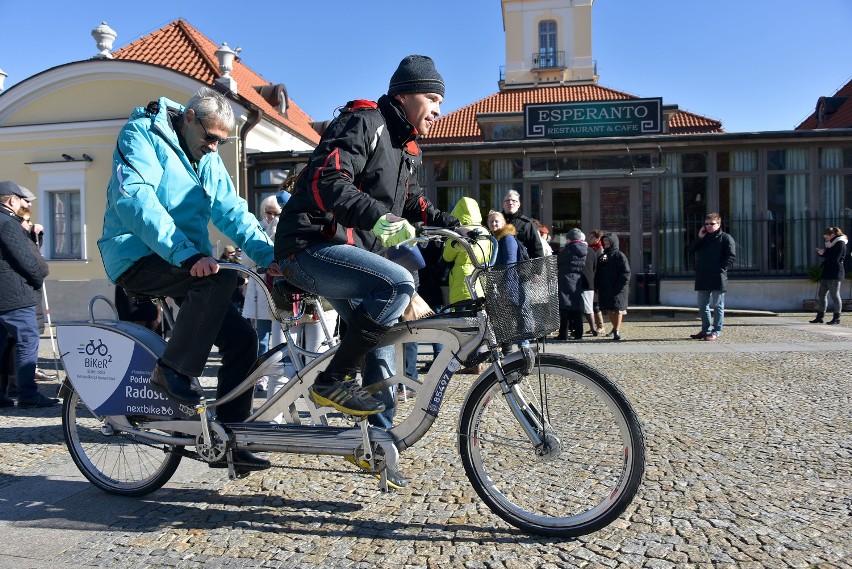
[120,255,258,423]
[558,309,584,340]
[0,306,40,402]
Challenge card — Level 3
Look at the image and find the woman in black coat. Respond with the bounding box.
[556,228,588,340]
[595,233,631,341]
[811,226,848,325]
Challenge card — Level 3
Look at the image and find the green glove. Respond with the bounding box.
[372,213,416,247]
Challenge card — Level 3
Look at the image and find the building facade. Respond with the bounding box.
[0,20,320,320]
[413,0,852,310]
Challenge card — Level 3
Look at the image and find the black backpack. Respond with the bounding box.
[516,238,530,262]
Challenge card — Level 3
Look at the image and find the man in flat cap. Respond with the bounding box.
[0,181,57,408]
[274,55,460,489]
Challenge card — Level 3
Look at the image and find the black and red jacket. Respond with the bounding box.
[274,95,457,259]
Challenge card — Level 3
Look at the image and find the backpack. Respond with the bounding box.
[516,238,530,262]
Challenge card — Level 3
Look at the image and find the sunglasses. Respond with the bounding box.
[197,118,229,146]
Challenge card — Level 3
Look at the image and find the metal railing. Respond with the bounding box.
[654,214,852,277]
[531,51,565,69]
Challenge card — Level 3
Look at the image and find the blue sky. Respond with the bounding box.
[1,0,851,132]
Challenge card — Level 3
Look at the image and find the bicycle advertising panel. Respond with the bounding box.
[58,324,185,417]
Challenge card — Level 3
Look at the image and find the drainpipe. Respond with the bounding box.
[239,107,262,200]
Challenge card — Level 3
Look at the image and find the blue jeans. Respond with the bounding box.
[280,243,415,429]
[697,290,725,335]
[255,318,272,356]
[0,306,40,402]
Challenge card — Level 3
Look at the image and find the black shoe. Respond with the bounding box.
[612,330,621,342]
[150,364,202,405]
[209,450,271,475]
[309,372,385,416]
[0,395,15,408]
[17,393,60,408]
[827,314,841,325]
[809,312,825,324]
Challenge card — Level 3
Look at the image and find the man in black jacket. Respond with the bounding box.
[689,213,736,341]
[0,181,57,408]
[502,190,545,259]
[275,55,459,488]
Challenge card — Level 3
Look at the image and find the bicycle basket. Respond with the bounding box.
[478,255,559,344]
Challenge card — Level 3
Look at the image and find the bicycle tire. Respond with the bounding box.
[62,387,182,496]
[458,353,645,537]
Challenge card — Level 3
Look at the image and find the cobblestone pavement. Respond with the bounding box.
[0,313,850,568]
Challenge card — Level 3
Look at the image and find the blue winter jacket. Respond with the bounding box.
[98,97,273,283]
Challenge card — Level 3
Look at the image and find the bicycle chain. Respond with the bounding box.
[117,430,375,476]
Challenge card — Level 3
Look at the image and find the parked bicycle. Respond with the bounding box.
[56,228,645,537]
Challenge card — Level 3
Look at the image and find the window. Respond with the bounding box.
[657,153,708,274]
[538,21,557,68]
[48,191,81,259]
[28,161,90,261]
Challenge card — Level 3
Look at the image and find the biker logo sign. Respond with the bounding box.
[58,325,185,417]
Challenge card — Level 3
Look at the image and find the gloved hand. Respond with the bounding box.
[372,213,416,247]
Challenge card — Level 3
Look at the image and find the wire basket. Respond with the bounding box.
[478,255,560,344]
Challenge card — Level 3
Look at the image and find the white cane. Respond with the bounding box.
[41,284,61,379]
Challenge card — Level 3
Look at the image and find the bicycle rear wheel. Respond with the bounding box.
[458,354,644,537]
[62,387,182,496]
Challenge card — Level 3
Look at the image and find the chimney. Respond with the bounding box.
[91,22,117,59]
[214,42,240,93]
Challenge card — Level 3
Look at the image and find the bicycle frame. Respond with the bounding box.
[59,229,546,478]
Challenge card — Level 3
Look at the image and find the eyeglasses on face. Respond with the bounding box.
[504,199,519,204]
[704,222,719,226]
[197,118,229,146]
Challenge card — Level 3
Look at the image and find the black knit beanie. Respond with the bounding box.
[388,55,445,97]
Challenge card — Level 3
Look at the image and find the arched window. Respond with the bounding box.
[538,20,557,68]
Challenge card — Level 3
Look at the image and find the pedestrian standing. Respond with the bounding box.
[689,213,736,341]
[0,181,58,408]
[595,233,631,341]
[810,227,847,325]
[556,228,588,341]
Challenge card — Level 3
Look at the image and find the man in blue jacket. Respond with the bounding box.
[99,88,279,471]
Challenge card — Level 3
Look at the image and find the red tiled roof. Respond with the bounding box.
[796,76,852,130]
[424,84,723,144]
[114,19,320,145]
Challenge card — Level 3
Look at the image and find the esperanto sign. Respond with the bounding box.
[525,98,663,139]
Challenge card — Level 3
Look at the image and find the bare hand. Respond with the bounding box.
[266,261,282,276]
[698,228,706,238]
[190,256,219,277]
[816,247,824,256]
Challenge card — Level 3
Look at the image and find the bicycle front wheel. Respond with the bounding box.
[62,387,182,496]
[458,354,645,537]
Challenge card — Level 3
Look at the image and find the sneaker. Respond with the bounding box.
[34,369,57,380]
[704,333,719,341]
[612,330,621,342]
[344,455,409,490]
[17,393,59,408]
[309,372,385,416]
[0,395,15,408]
[689,331,707,340]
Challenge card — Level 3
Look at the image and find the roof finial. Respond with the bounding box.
[214,42,240,93]
[91,21,117,59]
[0,68,7,92]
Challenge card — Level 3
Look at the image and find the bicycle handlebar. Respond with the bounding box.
[400,227,499,269]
